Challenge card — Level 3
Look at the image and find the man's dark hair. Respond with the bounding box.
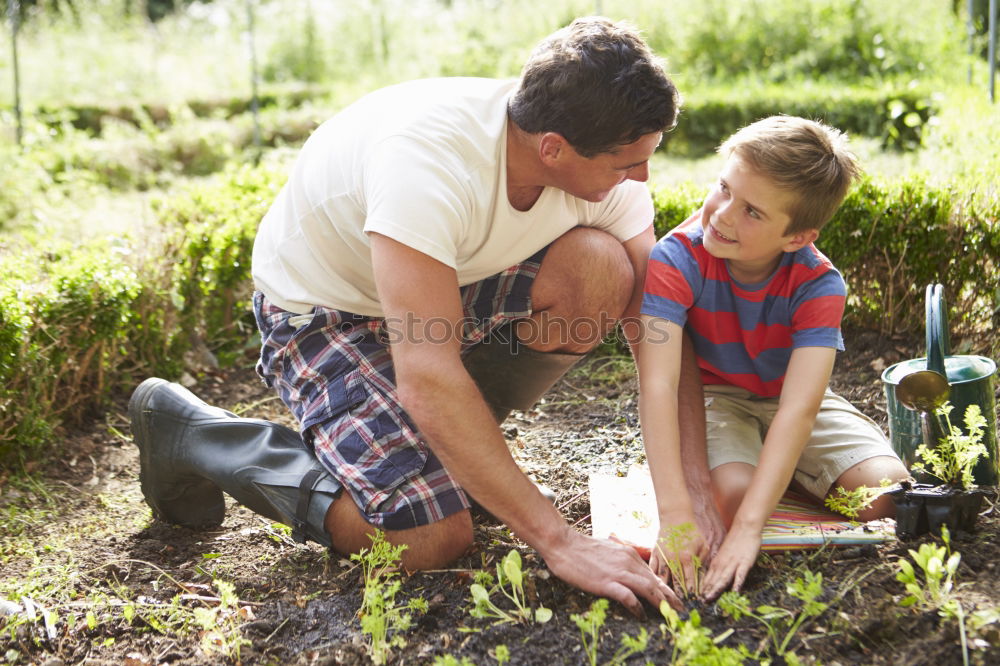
[508,17,680,158]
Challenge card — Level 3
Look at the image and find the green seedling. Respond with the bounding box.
[570,598,649,666]
[914,403,988,489]
[659,602,746,665]
[493,643,511,664]
[351,530,427,665]
[432,656,475,666]
[824,478,893,523]
[896,524,962,612]
[655,522,703,596]
[468,550,552,626]
[718,570,828,658]
[191,579,252,663]
[897,525,971,665]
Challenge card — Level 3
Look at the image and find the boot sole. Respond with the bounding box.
[129,378,226,528]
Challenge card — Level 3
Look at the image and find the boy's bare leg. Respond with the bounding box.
[325,496,474,570]
[711,462,756,528]
[713,456,910,526]
[828,455,910,521]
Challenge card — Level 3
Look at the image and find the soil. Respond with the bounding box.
[3,326,1000,665]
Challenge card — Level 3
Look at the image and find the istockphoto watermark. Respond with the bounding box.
[377,312,673,347]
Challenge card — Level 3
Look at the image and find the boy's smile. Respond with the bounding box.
[700,155,817,283]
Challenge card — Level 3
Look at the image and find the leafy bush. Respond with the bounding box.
[0,164,283,468]
[666,84,935,156]
[0,243,142,465]
[825,175,999,341]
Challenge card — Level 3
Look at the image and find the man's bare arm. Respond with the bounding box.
[369,232,680,614]
[677,331,726,557]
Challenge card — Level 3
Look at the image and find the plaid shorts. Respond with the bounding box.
[252,247,546,530]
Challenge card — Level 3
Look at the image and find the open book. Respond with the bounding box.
[589,466,895,555]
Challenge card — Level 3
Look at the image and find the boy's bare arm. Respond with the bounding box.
[701,346,836,600]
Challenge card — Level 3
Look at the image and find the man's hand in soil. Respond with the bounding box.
[687,486,727,563]
[543,528,684,616]
[699,525,762,601]
[649,520,708,597]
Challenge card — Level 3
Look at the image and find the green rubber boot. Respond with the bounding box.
[129,378,338,546]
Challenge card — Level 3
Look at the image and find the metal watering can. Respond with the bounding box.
[881,284,999,486]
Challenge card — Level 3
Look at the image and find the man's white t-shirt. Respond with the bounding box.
[252,77,654,316]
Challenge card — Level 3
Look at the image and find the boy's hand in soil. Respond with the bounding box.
[699,525,762,601]
[544,528,684,616]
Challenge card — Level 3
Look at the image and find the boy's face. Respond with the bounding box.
[699,155,818,283]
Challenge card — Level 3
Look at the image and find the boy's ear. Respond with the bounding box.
[782,228,819,252]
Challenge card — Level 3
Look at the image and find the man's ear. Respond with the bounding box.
[782,228,819,252]
[538,132,568,166]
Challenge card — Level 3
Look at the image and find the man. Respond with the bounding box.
[131,16,682,615]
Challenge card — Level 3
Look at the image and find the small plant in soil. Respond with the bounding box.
[468,549,552,626]
[191,578,252,663]
[896,524,962,613]
[493,643,511,664]
[913,403,989,489]
[656,521,703,596]
[570,598,648,666]
[896,525,972,666]
[890,403,992,538]
[824,478,893,523]
[351,530,427,665]
[718,569,829,660]
[659,601,746,665]
[432,656,476,665]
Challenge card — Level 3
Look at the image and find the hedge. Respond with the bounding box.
[1,167,997,468]
[665,84,935,155]
[0,165,281,468]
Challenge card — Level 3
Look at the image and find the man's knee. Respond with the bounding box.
[527,228,633,352]
[553,227,633,310]
[325,495,473,570]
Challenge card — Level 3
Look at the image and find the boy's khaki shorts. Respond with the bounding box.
[704,384,901,500]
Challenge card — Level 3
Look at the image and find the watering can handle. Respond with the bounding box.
[925,283,949,376]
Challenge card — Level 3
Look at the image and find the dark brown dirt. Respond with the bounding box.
[2,326,999,665]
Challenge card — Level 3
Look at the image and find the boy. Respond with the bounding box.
[633,116,909,600]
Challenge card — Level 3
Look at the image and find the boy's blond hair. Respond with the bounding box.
[719,116,861,234]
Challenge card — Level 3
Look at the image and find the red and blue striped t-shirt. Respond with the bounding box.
[640,211,846,398]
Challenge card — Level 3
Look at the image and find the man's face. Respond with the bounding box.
[699,154,813,283]
[553,132,662,203]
